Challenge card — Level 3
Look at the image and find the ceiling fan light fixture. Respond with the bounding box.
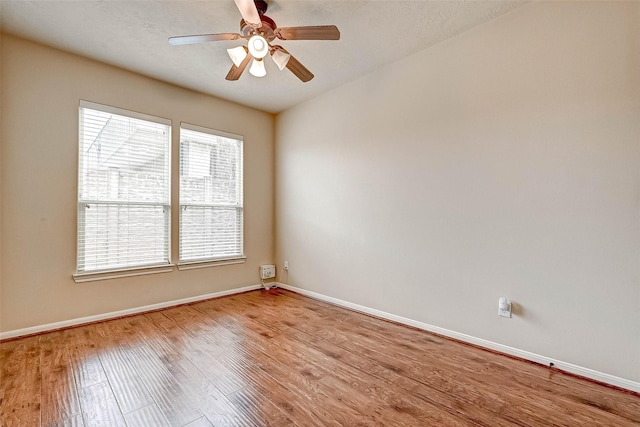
[169,0,339,83]
[248,35,269,59]
[271,49,291,71]
[227,46,248,67]
[249,58,267,77]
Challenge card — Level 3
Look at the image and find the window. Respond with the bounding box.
[179,123,244,264]
[76,101,171,276]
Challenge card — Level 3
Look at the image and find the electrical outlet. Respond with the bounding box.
[498,297,512,318]
[260,265,276,279]
[498,307,512,318]
[283,261,289,271]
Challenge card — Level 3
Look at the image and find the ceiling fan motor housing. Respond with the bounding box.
[240,15,277,41]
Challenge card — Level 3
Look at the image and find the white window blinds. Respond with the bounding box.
[77,101,171,273]
[179,124,243,262]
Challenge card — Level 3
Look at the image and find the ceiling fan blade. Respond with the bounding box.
[275,25,340,41]
[226,48,253,81]
[169,33,242,45]
[278,48,314,82]
[233,0,262,27]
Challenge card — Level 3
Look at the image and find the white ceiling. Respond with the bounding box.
[0,0,526,113]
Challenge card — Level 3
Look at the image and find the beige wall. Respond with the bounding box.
[276,1,640,382]
[0,35,275,332]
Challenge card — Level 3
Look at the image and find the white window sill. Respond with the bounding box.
[73,264,175,283]
[177,257,246,271]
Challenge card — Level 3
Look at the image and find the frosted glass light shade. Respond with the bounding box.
[248,35,268,59]
[271,49,291,71]
[227,46,247,67]
[249,58,267,77]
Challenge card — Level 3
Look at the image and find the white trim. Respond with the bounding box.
[80,100,171,126]
[180,122,243,141]
[73,264,176,283]
[177,257,246,270]
[277,283,640,394]
[0,284,262,341]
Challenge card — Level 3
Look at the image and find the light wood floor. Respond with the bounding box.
[1,289,638,426]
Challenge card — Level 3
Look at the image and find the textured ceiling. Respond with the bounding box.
[0,0,526,113]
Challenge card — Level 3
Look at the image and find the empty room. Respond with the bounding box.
[1,0,639,425]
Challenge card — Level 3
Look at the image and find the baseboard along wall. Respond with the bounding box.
[0,284,263,341]
[1,281,637,394]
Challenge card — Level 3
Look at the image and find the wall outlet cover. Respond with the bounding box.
[260,265,276,279]
[498,306,512,318]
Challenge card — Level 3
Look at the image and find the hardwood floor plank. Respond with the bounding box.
[132,316,258,427]
[87,323,154,414]
[123,404,171,427]
[211,347,340,426]
[183,417,214,427]
[40,330,83,426]
[53,413,85,427]
[126,344,204,425]
[292,336,509,427]
[1,289,638,426]
[211,299,481,426]
[66,326,108,390]
[99,317,146,350]
[176,337,249,396]
[226,386,296,427]
[199,305,447,426]
[174,315,340,426]
[77,381,126,427]
[0,337,41,426]
[142,310,178,334]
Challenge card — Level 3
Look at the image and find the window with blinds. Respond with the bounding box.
[77,101,171,273]
[179,124,244,263]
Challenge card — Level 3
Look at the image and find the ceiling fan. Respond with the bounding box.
[168,0,340,82]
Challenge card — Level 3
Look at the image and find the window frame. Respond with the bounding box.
[177,122,245,269]
[73,101,174,282]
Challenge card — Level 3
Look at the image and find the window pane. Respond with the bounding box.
[180,131,242,205]
[79,203,170,272]
[78,103,171,273]
[180,206,243,261]
[179,125,243,262]
[79,108,170,204]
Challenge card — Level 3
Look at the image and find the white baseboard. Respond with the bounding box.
[0,284,262,341]
[4,281,637,393]
[277,283,640,394]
